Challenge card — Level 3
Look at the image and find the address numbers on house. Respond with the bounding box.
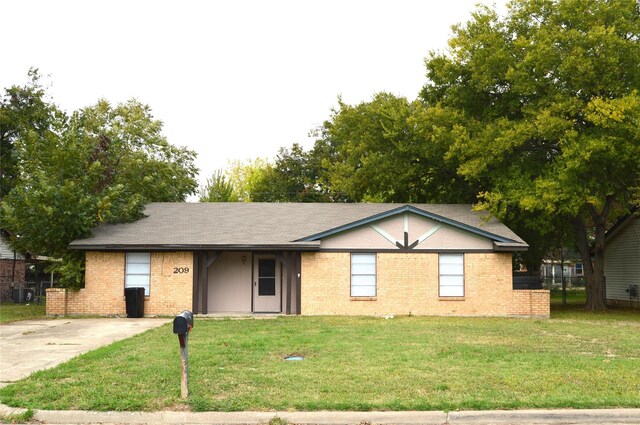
[173,267,190,274]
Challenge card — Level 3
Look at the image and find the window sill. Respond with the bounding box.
[438,296,465,301]
[350,297,377,301]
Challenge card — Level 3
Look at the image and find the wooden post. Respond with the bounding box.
[178,333,189,398]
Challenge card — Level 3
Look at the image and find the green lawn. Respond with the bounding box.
[550,288,586,306]
[0,302,46,324]
[1,310,638,412]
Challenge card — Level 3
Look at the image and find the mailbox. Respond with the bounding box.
[173,310,194,335]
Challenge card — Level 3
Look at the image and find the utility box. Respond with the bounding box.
[124,287,145,318]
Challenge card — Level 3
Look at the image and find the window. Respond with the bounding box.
[351,253,376,297]
[126,252,151,296]
[575,262,583,275]
[439,254,464,297]
[258,258,276,296]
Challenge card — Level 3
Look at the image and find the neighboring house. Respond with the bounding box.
[604,210,640,309]
[47,203,550,317]
[540,253,585,288]
[0,228,26,302]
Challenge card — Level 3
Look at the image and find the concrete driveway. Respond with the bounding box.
[0,318,170,387]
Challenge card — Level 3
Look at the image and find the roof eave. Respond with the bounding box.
[69,242,321,252]
[492,241,529,252]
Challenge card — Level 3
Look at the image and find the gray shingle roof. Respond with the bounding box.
[69,202,527,250]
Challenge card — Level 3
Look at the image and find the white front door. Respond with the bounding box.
[253,256,281,312]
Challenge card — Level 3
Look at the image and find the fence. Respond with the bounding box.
[2,281,55,304]
[513,275,586,290]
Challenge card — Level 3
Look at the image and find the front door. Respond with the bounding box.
[253,256,281,312]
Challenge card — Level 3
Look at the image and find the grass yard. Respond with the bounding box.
[1,311,639,412]
[0,302,46,324]
[549,288,586,306]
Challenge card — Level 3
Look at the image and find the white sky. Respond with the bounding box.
[2,0,507,185]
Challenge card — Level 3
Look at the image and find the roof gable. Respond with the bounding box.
[298,205,517,244]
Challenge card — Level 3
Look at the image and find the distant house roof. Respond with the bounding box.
[0,228,26,260]
[605,207,639,244]
[69,202,528,251]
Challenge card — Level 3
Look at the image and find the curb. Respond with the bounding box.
[2,405,640,425]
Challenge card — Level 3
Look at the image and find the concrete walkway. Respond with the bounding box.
[0,318,170,387]
[1,404,640,425]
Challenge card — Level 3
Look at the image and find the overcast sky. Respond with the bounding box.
[2,0,507,185]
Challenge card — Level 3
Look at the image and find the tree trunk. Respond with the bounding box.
[572,201,612,311]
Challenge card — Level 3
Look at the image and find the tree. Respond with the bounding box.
[225,158,271,202]
[422,0,640,310]
[1,95,198,288]
[199,169,239,202]
[0,69,57,199]
[250,143,333,202]
[316,93,482,203]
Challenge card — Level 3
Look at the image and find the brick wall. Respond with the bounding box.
[301,252,550,317]
[0,259,26,302]
[46,251,193,316]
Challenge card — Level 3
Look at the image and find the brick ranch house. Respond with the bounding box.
[46,203,550,317]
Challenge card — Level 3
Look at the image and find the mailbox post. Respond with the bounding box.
[173,310,193,399]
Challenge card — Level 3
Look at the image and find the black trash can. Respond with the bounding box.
[124,287,145,318]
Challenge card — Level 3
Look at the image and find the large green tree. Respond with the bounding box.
[1,94,198,287]
[0,69,57,199]
[250,143,333,202]
[422,0,640,310]
[315,93,483,204]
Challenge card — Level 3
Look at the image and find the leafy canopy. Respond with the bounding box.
[422,0,640,309]
[1,74,198,287]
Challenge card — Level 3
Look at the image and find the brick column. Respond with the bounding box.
[46,288,68,316]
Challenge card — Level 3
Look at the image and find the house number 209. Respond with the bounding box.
[173,267,190,274]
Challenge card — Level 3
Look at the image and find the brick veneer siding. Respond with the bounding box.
[300,252,550,317]
[46,251,193,316]
[0,259,26,302]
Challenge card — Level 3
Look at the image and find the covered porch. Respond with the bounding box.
[191,251,302,315]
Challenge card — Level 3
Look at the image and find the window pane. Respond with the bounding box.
[351,263,375,275]
[439,254,463,265]
[440,285,464,297]
[259,259,276,278]
[440,275,463,286]
[127,253,150,264]
[440,263,463,275]
[126,274,149,286]
[127,263,150,274]
[351,285,376,297]
[351,274,375,286]
[352,253,376,265]
[259,277,276,296]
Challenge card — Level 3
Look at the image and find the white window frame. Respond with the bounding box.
[575,262,583,276]
[351,253,376,297]
[439,253,464,297]
[125,252,151,296]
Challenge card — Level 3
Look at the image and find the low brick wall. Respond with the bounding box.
[510,289,550,317]
[301,252,550,317]
[46,251,193,316]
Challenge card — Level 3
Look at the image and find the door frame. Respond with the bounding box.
[251,253,282,313]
